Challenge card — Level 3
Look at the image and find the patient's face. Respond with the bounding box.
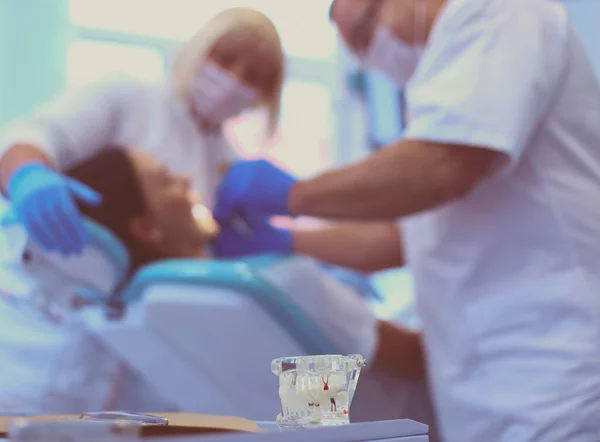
[127,149,214,257]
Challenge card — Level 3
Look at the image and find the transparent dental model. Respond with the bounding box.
[271,354,366,428]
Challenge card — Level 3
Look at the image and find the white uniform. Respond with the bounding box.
[402,0,600,440]
[0,74,236,208]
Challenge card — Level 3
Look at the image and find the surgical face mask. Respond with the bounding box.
[188,62,258,127]
[362,26,423,87]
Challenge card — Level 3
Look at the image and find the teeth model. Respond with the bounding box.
[278,372,350,420]
[272,355,366,427]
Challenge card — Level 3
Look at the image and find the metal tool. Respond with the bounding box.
[230,212,253,238]
[81,411,168,425]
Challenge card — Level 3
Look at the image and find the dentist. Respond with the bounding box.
[0,7,284,256]
[213,0,600,440]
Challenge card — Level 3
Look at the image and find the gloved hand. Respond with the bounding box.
[211,211,293,258]
[7,162,102,256]
[213,159,296,223]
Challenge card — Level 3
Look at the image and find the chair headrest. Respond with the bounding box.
[0,211,130,299]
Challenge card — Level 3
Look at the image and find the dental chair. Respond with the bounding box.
[0,215,438,440]
[0,213,136,413]
[0,212,129,309]
[84,253,377,418]
[87,235,438,439]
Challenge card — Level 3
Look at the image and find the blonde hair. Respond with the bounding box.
[171,7,284,137]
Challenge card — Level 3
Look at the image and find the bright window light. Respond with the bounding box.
[66,39,165,88]
[69,0,336,60]
[224,78,332,178]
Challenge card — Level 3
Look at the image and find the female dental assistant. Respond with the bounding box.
[0,7,283,256]
[213,0,600,441]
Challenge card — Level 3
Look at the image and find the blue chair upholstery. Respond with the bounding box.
[320,265,381,301]
[120,254,339,356]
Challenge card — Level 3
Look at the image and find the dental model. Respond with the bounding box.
[277,368,355,425]
[273,355,365,428]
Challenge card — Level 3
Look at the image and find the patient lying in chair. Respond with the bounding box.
[67,146,214,271]
[67,146,425,381]
[65,147,438,438]
[0,147,435,433]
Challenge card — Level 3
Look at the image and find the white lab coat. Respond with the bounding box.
[0,74,235,209]
[400,0,600,440]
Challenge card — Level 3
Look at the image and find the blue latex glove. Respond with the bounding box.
[7,162,103,256]
[213,159,296,223]
[211,211,292,258]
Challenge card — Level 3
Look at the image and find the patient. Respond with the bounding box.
[66,146,425,380]
[67,146,211,271]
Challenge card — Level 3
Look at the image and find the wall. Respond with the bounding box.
[564,0,600,80]
[0,0,70,125]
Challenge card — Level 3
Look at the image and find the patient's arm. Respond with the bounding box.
[291,221,403,273]
[373,321,425,379]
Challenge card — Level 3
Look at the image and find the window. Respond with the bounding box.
[364,71,406,150]
[224,78,332,178]
[371,269,418,326]
[69,0,336,60]
[565,0,600,80]
[66,39,165,88]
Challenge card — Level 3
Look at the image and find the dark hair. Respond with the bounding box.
[329,0,337,21]
[66,146,163,272]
